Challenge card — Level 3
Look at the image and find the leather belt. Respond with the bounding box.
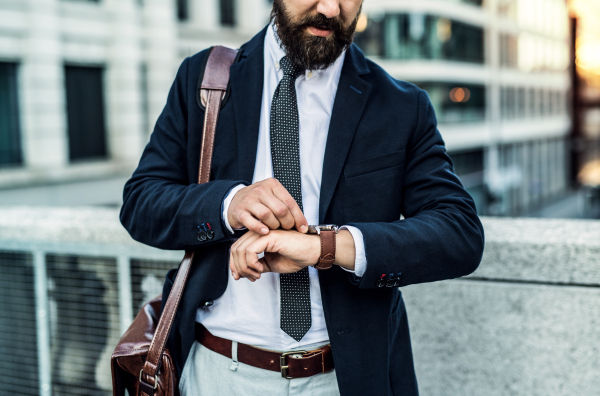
[194,323,334,379]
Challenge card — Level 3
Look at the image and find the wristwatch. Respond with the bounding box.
[307,225,338,270]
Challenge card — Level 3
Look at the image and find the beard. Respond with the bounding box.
[271,0,361,71]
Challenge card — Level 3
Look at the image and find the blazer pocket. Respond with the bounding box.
[344,150,405,179]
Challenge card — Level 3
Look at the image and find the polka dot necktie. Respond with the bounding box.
[270,56,311,342]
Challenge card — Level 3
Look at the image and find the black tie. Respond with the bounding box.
[270,56,311,342]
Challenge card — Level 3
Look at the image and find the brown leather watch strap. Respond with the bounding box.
[195,323,334,378]
[314,230,336,270]
[139,46,238,393]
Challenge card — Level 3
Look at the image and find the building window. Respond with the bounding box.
[500,33,518,69]
[140,64,150,139]
[220,0,236,27]
[64,66,107,161]
[449,149,486,214]
[501,87,518,120]
[177,0,189,21]
[0,62,22,168]
[416,82,486,123]
[354,14,484,63]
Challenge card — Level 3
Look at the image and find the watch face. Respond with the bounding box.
[307,225,339,234]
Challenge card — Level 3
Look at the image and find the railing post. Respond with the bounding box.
[117,255,134,334]
[33,250,51,396]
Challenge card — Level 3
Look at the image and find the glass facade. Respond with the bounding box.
[498,0,569,72]
[500,87,567,120]
[450,149,486,214]
[354,14,484,64]
[416,82,486,123]
[497,137,568,216]
[0,62,22,168]
[499,33,569,72]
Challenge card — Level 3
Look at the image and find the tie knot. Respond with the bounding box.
[280,56,303,79]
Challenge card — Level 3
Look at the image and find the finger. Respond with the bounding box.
[231,242,245,279]
[248,202,280,230]
[239,211,269,235]
[231,234,254,278]
[272,183,308,232]
[229,253,240,280]
[234,232,262,279]
[245,246,265,275]
[246,237,272,274]
[259,257,270,273]
[242,232,268,275]
[259,192,295,230]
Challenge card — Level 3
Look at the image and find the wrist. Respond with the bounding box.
[309,234,321,266]
[223,184,246,231]
[333,230,355,271]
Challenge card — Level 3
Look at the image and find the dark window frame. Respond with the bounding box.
[177,0,189,21]
[220,0,236,27]
[64,64,108,162]
[0,62,23,168]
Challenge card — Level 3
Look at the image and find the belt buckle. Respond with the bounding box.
[280,350,307,379]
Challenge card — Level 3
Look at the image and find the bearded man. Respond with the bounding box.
[120,0,485,395]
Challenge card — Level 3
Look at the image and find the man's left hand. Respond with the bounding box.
[229,230,319,281]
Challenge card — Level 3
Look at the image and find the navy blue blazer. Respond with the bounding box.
[120,26,484,396]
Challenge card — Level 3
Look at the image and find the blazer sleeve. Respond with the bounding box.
[119,57,247,250]
[348,90,485,289]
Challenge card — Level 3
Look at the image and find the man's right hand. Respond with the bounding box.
[227,178,308,235]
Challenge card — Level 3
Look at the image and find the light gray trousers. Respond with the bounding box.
[179,341,341,396]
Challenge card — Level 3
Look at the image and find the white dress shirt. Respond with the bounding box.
[196,24,367,351]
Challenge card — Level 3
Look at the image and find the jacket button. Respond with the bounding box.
[197,231,207,241]
[388,273,402,287]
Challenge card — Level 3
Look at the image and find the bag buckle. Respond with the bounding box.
[139,369,158,390]
[280,350,307,379]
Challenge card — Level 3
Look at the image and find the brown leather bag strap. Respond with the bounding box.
[140,46,239,392]
[198,46,238,183]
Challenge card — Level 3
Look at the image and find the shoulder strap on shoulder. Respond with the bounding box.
[196,46,241,111]
[197,46,238,184]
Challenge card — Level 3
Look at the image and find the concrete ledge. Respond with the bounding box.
[476,218,600,285]
[403,279,600,396]
[403,217,600,396]
[0,208,598,395]
[0,206,131,245]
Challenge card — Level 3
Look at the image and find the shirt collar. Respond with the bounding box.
[266,22,345,81]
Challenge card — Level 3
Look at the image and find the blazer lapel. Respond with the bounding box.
[230,27,267,183]
[319,45,372,223]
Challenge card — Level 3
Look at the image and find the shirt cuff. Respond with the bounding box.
[339,226,367,277]
[221,184,247,234]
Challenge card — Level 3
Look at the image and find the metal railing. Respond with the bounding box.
[1,206,599,395]
[0,207,182,396]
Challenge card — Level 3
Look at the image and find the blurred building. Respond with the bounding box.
[0,0,575,217]
[355,0,572,216]
[0,0,270,206]
[569,0,600,217]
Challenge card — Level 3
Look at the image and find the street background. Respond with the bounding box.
[0,0,599,395]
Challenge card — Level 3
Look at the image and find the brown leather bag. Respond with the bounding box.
[111,45,239,396]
